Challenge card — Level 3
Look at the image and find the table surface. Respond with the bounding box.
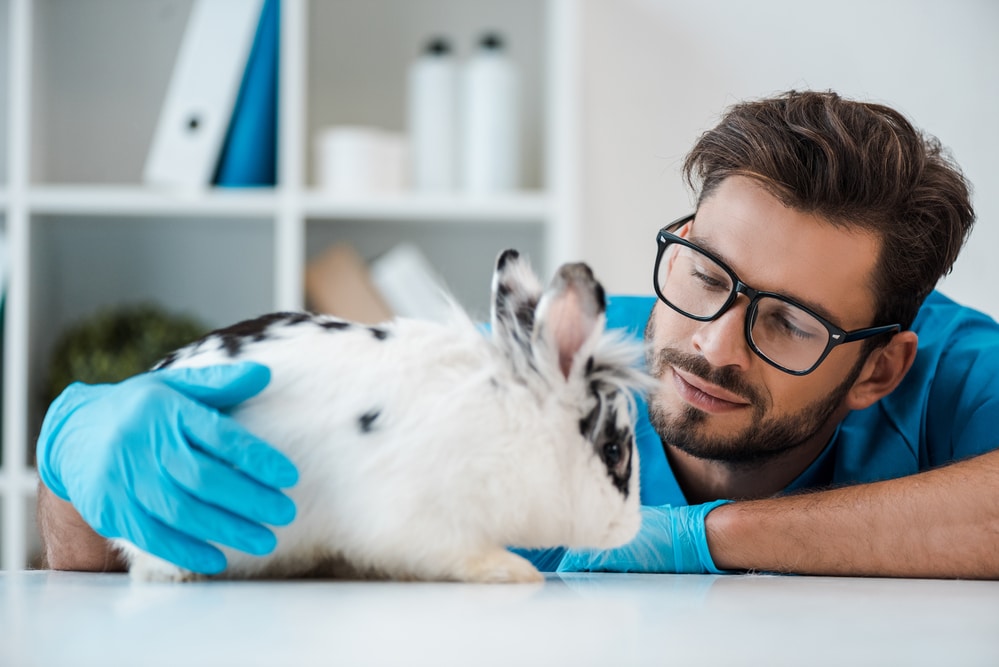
[2,570,998,666]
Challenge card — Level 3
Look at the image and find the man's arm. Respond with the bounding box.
[37,482,125,571]
[706,448,999,579]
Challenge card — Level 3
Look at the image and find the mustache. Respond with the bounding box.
[652,347,764,407]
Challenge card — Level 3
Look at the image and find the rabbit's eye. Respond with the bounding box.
[602,441,622,467]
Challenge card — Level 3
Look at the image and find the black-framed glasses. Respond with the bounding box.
[653,213,901,376]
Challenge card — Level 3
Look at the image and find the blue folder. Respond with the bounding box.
[214,0,279,187]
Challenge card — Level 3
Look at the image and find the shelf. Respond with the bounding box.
[26,186,279,218]
[20,187,553,225]
[302,191,551,223]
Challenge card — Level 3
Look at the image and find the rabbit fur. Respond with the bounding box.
[115,249,653,583]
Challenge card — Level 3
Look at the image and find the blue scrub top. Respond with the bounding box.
[607,291,999,507]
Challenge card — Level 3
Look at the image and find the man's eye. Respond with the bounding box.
[769,312,820,341]
[691,267,728,291]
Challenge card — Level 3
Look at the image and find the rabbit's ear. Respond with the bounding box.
[491,249,544,359]
[533,261,606,380]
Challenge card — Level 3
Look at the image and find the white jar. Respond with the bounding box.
[407,36,459,192]
[460,32,520,193]
[314,126,406,195]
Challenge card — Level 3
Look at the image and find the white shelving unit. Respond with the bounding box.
[0,0,580,569]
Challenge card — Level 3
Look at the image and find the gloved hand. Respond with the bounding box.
[557,500,732,574]
[37,362,299,575]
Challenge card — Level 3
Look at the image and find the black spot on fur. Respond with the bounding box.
[221,335,243,357]
[579,401,601,439]
[155,351,179,370]
[495,284,537,331]
[320,319,351,331]
[594,282,607,313]
[370,327,389,341]
[588,362,616,378]
[599,406,632,498]
[206,312,305,357]
[358,409,381,433]
[211,313,301,339]
[515,299,537,333]
[496,249,520,271]
[579,384,633,498]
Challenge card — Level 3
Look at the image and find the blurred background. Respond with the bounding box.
[0,0,996,569]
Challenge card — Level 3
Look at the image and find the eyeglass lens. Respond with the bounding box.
[657,243,830,373]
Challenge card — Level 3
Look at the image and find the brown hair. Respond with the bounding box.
[683,90,975,331]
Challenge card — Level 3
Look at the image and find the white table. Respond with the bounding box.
[2,570,997,666]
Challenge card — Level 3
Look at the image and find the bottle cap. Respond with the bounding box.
[424,37,451,56]
[479,32,505,51]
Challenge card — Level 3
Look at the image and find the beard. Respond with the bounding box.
[644,315,864,468]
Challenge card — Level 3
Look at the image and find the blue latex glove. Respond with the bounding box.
[37,362,299,574]
[557,500,732,574]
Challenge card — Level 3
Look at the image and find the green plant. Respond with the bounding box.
[45,303,208,406]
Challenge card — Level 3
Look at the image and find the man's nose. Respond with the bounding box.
[690,299,754,371]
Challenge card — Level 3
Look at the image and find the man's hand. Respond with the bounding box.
[36,362,299,575]
[557,500,732,574]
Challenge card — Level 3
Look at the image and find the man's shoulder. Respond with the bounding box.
[912,290,999,340]
[910,291,999,375]
[858,289,999,469]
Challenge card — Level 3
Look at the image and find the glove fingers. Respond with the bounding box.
[160,442,296,527]
[156,362,271,410]
[558,544,649,573]
[117,511,229,575]
[131,476,280,559]
[558,505,683,573]
[175,400,299,489]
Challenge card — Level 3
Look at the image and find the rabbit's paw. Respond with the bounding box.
[128,553,206,583]
[457,549,544,584]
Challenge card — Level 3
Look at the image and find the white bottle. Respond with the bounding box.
[407,36,459,192]
[461,32,520,193]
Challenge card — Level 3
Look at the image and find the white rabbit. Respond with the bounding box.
[116,249,653,583]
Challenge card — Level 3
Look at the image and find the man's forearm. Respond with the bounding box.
[705,449,999,579]
[37,482,125,572]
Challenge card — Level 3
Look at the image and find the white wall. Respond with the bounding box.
[579,0,999,319]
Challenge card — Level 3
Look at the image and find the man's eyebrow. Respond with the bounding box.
[688,233,846,326]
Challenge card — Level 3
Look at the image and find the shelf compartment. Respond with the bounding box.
[305,0,548,190]
[30,0,192,185]
[304,215,546,321]
[27,213,277,437]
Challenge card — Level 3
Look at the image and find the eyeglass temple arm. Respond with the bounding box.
[840,323,901,343]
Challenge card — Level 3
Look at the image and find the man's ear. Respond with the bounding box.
[844,331,918,410]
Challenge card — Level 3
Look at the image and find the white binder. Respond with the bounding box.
[143,0,264,188]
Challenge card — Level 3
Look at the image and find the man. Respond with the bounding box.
[36,90,999,578]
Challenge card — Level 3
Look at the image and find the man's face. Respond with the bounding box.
[646,176,882,465]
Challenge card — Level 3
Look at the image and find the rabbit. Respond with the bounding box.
[115,249,654,583]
